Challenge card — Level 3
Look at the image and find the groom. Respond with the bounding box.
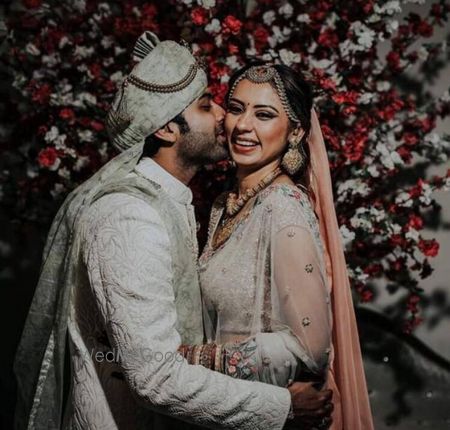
[15,33,332,430]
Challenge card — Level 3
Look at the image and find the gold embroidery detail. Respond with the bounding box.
[126,63,199,93]
[302,317,311,327]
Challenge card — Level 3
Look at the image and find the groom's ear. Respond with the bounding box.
[154,122,181,144]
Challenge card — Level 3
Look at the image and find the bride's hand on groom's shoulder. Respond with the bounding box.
[285,382,333,430]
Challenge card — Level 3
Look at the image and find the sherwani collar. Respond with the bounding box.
[135,157,193,205]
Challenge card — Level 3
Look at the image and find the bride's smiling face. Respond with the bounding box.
[225,79,290,171]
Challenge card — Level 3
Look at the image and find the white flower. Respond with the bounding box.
[214,34,223,48]
[263,11,276,26]
[405,228,420,242]
[358,92,375,104]
[205,18,221,34]
[58,36,71,49]
[50,183,65,198]
[309,58,333,70]
[374,1,401,15]
[73,45,95,59]
[337,179,370,203]
[367,165,380,178]
[78,129,94,142]
[425,132,440,145]
[279,49,301,66]
[45,126,60,143]
[101,36,114,49]
[440,90,450,102]
[376,81,391,92]
[417,46,429,62]
[48,158,61,172]
[351,21,376,49]
[42,53,60,68]
[388,223,402,234]
[403,0,425,4]
[198,0,216,9]
[25,43,40,56]
[419,183,432,205]
[73,92,97,107]
[103,57,114,67]
[245,47,257,58]
[58,167,71,180]
[110,71,125,84]
[376,143,403,169]
[386,20,399,34]
[369,207,386,223]
[114,46,126,56]
[395,191,413,207]
[225,55,240,69]
[73,156,90,172]
[340,225,355,247]
[180,0,193,5]
[278,3,293,18]
[297,14,311,23]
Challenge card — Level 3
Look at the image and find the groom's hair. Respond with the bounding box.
[141,112,191,158]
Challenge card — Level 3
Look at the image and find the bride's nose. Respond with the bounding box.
[235,111,253,132]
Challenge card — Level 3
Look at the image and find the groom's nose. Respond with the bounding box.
[212,101,225,122]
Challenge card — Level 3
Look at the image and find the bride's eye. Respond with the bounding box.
[227,104,243,114]
[256,111,276,120]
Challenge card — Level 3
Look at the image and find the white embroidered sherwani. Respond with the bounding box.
[63,157,291,429]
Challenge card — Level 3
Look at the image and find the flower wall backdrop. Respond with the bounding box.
[1,0,450,331]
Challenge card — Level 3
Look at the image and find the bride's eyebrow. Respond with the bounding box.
[254,104,279,113]
[228,98,279,114]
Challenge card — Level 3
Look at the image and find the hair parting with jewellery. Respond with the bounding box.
[226,62,314,187]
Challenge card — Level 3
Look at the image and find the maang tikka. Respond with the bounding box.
[228,65,304,175]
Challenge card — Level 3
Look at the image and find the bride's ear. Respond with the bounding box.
[287,127,305,145]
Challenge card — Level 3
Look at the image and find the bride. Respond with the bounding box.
[179,63,374,430]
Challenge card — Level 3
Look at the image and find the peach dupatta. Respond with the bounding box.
[307,109,374,429]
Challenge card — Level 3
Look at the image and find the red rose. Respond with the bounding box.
[90,120,105,131]
[59,108,75,122]
[403,132,419,146]
[191,7,208,26]
[38,147,58,168]
[89,63,102,80]
[209,82,228,106]
[22,0,42,8]
[418,239,439,257]
[31,83,52,105]
[386,51,401,71]
[408,214,423,230]
[254,25,270,50]
[318,29,339,48]
[222,15,242,36]
[397,146,412,164]
[209,61,229,80]
[416,21,433,38]
[332,91,359,105]
[360,289,374,303]
[390,234,406,248]
[228,43,239,55]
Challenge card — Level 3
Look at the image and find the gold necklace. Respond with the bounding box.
[212,167,283,250]
[225,167,283,217]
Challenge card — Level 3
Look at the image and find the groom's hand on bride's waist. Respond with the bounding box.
[285,381,333,429]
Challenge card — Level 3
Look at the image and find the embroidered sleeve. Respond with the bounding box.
[83,193,291,429]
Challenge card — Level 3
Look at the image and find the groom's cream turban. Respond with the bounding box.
[106,31,208,152]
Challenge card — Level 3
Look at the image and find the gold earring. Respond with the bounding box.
[281,134,303,175]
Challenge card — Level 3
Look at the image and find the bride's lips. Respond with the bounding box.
[231,138,260,154]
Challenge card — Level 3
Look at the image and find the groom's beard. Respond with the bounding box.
[177,128,229,168]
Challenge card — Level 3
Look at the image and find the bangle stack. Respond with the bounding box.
[177,343,224,371]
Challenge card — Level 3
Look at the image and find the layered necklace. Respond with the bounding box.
[212,167,283,250]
